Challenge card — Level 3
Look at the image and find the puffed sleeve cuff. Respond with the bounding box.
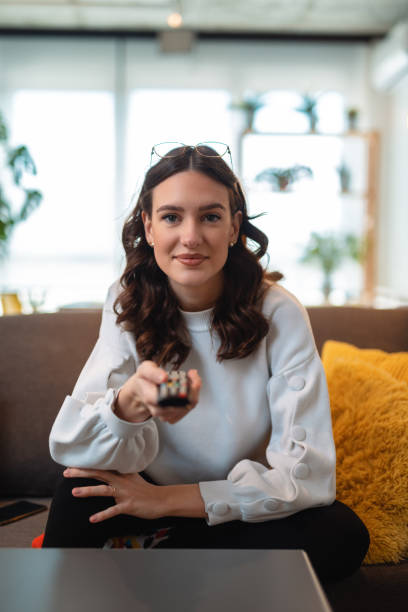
[99,388,154,438]
[198,480,242,526]
[49,388,159,473]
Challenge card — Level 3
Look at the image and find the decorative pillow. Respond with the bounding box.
[322,340,408,565]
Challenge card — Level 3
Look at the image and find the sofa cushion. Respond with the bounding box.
[308,306,408,355]
[322,340,408,564]
[0,312,101,497]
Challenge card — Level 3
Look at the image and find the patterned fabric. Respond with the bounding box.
[103,526,173,549]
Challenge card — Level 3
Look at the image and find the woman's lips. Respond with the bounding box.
[175,256,207,266]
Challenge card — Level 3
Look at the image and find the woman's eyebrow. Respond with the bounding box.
[156,203,227,213]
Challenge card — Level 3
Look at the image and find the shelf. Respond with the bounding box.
[238,130,380,304]
[241,130,377,139]
[244,188,369,198]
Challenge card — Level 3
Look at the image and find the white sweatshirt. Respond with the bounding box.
[49,281,336,526]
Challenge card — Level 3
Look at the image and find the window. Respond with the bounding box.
[124,89,233,210]
[4,89,115,310]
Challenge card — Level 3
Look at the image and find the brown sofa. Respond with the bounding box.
[1,306,407,611]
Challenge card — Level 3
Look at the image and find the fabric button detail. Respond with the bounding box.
[292,426,307,441]
[288,376,305,391]
[293,463,310,479]
[213,502,230,516]
[263,499,280,512]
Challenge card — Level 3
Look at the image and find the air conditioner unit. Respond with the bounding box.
[371,21,408,91]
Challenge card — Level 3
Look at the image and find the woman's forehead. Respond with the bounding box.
[151,170,230,209]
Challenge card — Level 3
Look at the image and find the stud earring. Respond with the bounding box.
[150,242,154,247]
[229,241,235,247]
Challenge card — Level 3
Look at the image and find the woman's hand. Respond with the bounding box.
[114,361,201,425]
[64,467,168,522]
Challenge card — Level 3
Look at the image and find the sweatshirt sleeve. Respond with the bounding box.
[49,282,159,473]
[199,291,336,526]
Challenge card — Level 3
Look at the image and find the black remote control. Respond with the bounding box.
[157,370,191,407]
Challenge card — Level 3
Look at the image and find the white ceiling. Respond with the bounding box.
[0,0,407,38]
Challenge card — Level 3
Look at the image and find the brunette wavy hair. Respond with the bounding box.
[114,145,283,368]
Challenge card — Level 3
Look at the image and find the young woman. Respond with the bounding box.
[43,142,369,581]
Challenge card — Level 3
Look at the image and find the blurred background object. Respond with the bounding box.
[0,1,407,309]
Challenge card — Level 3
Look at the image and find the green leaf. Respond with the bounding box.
[19,189,43,222]
[7,145,37,185]
[0,111,8,142]
[299,231,364,277]
[299,232,345,274]
[344,233,366,263]
[255,165,313,190]
[0,109,43,256]
[0,188,13,221]
[0,218,14,257]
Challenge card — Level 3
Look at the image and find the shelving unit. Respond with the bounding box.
[237,130,380,305]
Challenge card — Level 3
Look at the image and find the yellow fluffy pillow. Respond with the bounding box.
[322,340,408,565]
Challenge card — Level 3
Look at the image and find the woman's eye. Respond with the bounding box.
[162,214,179,224]
[204,214,221,222]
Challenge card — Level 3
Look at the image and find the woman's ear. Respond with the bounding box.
[141,211,153,244]
[231,210,243,242]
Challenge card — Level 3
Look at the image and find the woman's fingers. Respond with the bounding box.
[132,361,168,407]
[137,361,168,388]
[137,360,167,378]
[72,483,114,497]
[188,369,202,405]
[123,363,202,425]
[89,503,122,523]
[64,467,107,480]
[65,468,117,502]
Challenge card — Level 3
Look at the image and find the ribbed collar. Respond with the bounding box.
[179,306,213,331]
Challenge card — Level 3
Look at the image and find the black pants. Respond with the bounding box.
[43,472,369,583]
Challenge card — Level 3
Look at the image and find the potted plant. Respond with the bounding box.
[298,231,365,303]
[255,164,313,191]
[229,93,265,133]
[336,162,352,193]
[0,110,43,313]
[346,107,359,131]
[295,93,320,133]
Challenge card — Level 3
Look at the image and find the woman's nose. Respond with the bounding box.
[180,220,202,247]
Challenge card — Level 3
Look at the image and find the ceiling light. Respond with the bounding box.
[167,12,183,28]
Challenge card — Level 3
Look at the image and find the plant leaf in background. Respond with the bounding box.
[8,145,37,186]
[19,189,43,222]
[0,114,8,142]
[298,231,365,302]
[295,93,321,132]
[255,164,313,191]
[344,232,367,264]
[229,92,265,132]
[0,111,43,260]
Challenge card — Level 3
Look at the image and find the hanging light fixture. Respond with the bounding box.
[167,12,183,28]
[167,0,183,28]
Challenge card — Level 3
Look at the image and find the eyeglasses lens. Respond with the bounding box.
[196,142,228,157]
[151,141,232,169]
[153,142,186,158]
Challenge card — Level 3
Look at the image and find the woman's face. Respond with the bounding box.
[142,170,242,311]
